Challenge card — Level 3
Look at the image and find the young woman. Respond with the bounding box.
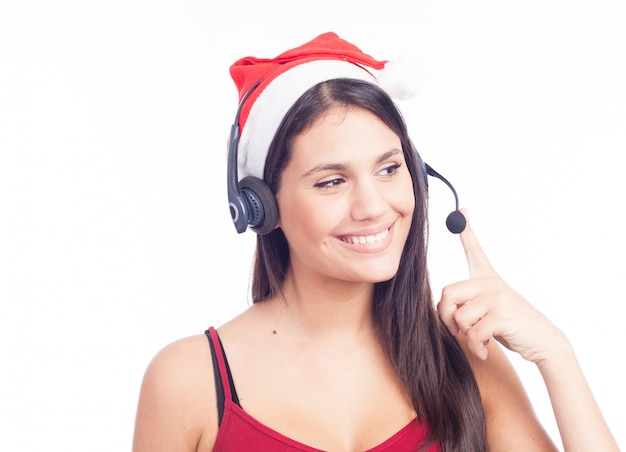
[132,32,618,451]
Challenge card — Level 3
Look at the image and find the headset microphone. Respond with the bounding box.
[425,164,467,234]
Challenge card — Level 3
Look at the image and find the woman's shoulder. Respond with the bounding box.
[132,332,218,451]
[143,333,214,387]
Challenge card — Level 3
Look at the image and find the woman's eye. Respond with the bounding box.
[379,163,402,176]
[314,178,344,189]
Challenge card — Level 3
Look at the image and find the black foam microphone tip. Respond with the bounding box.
[446,210,467,234]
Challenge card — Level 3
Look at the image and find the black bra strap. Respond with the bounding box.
[205,329,240,426]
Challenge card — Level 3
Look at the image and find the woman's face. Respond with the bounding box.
[276,106,415,285]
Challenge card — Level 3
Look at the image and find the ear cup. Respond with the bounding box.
[238,176,279,235]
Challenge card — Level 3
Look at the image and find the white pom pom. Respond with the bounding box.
[377,54,421,100]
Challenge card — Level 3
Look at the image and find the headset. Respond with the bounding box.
[226,80,279,235]
[227,79,466,236]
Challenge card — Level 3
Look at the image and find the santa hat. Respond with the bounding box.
[230,32,419,180]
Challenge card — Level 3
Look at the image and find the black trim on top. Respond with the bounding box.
[205,329,241,426]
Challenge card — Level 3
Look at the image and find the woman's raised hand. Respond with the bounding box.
[437,209,567,364]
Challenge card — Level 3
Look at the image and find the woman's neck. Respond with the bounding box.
[272,268,378,342]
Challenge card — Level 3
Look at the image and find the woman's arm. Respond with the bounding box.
[438,210,619,451]
[535,335,617,451]
[132,334,217,452]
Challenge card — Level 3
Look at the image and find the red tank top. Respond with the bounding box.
[205,327,441,451]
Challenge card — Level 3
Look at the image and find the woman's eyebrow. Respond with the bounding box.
[377,148,402,162]
[302,162,347,178]
[301,148,402,178]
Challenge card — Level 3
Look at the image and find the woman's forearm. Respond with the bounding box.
[537,338,618,452]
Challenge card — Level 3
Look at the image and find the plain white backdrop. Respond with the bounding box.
[1,1,624,450]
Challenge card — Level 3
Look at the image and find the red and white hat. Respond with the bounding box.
[230,32,419,180]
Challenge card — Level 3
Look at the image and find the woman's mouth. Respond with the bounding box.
[339,228,389,245]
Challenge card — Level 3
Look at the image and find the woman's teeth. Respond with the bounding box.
[341,228,389,245]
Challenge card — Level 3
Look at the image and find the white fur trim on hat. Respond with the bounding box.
[237,60,377,180]
[377,54,421,101]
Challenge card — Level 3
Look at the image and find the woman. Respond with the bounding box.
[132,32,618,451]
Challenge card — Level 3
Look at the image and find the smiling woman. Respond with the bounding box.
[277,106,415,284]
[131,32,619,452]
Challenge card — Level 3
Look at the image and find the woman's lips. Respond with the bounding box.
[339,227,389,245]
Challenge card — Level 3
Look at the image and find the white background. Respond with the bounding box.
[1,1,624,450]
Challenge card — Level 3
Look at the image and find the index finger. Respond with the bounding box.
[459,208,495,278]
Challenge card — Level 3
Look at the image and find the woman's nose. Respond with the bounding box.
[350,178,386,221]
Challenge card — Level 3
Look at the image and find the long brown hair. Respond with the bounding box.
[251,79,487,451]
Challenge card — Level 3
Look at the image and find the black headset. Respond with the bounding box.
[227,79,466,235]
[226,80,279,235]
